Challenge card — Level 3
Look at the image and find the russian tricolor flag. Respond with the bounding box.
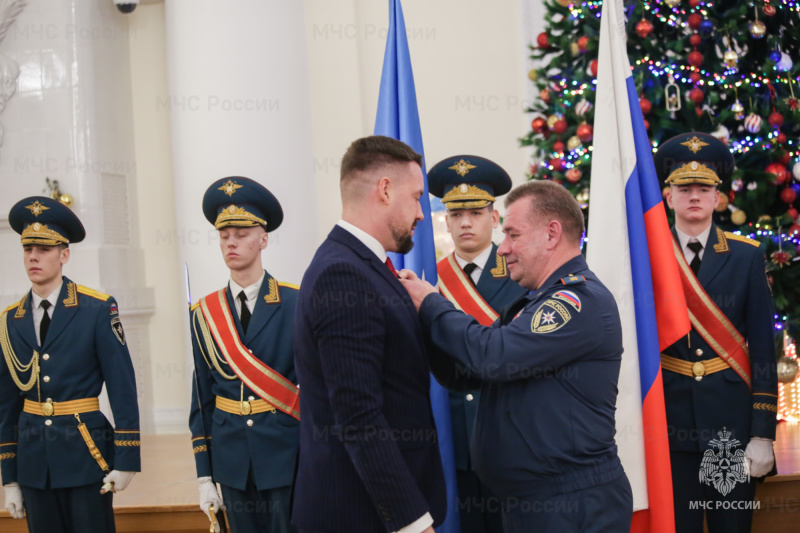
[587,1,691,532]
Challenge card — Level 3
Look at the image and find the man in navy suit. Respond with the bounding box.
[189,177,300,533]
[292,136,446,533]
[654,133,777,533]
[427,155,525,533]
[0,196,140,533]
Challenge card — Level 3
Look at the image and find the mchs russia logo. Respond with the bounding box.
[699,427,749,496]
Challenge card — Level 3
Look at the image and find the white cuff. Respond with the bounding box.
[394,512,433,533]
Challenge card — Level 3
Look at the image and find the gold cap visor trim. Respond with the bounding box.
[442,184,495,210]
[665,162,721,186]
[214,205,267,229]
[20,224,69,246]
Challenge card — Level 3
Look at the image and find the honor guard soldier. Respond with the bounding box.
[427,155,525,533]
[0,196,140,532]
[655,133,777,533]
[189,177,300,533]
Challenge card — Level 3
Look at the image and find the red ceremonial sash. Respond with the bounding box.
[672,240,752,389]
[199,289,300,419]
[437,254,498,326]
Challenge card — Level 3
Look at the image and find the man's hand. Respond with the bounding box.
[745,437,775,478]
[101,470,136,494]
[3,482,24,519]
[398,270,438,311]
[198,476,224,533]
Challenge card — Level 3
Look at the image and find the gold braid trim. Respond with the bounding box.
[0,452,16,461]
[753,403,778,413]
[114,440,141,447]
[725,232,760,248]
[77,285,110,301]
[193,445,208,455]
[0,311,39,391]
[263,278,281,305]
[192,307,237,380]
[278,281,300,291]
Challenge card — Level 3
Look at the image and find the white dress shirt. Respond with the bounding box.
[454,245,493,285]
[675,225,712,263]
[31,283,61,343]
[229,271,265,319]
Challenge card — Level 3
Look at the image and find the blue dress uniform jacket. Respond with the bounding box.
[663,225,777,452]
[422,255,627,501]
[444,244,526,472]
[292,225,447,533]
[0,277,141,489]
[189,271,300,492]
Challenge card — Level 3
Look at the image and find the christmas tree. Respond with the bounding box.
[522,0,800,341]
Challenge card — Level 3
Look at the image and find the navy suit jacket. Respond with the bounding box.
[189,272,300,491]
[0,277,140,489]
[292,225,446,533]
[663,225,777,452]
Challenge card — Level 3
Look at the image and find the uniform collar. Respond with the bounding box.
[454,244,493,272]
[528,254,588,300]
[675,224,712,254]
[336,219,387,263]
[31,281,62,311]
[229,271,265,303]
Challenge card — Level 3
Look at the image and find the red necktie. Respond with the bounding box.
[385,257,399,278]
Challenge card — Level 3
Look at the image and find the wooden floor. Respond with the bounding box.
[1,423,800,532]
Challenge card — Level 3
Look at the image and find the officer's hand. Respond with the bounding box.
[3,482,24,519]
[745,437,774,478]
[101,470,136,494]
[198,476,224,533]
[398,270,438,311]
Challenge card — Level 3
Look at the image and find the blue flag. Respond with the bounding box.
[374,1,460,531]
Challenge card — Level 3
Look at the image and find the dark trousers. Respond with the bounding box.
[671,450,757,533]
[21,480,115,533]
[220,468,295,533]
[457,469,504,533]
[501,474,632,533]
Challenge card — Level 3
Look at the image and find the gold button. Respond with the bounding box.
[692,361,705,381]
[45,419,52,426]
[695,349,703,357]
[42,354,50,361]
[43,376,50,382]
[46,398,52,402]
[466,394,474,402]
[247,420,253,427]
[248,396,255,401]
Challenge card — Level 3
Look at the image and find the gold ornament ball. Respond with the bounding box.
[777,356,799,383]
[664,0,680,7]
[567,136,582,151]
[749,20,766,39]
[570,42,580,56]
[731,100,745,120]
[528,69,538,81]
[59,194,73,207]
[731,210,747,225]
[556,0,572,6]
[547,114,562,129]
[723,49,738,68]
[714,194,729,212]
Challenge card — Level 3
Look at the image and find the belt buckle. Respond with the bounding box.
[240,400,252,416]
[42,400,54,417]
[692,361,706,381]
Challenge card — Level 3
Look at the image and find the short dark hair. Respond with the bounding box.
[341,135,422,183]
[505,180,585,245]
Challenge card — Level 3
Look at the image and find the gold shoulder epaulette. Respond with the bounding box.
[190,302,201,312]
[77,285,111,301]
[724,232,760,248]
[278,281,300,291]
[3,300,21,314]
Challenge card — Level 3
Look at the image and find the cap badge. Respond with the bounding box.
[33,222,41,231]
[680,136,709,154]
[25,201,49,217]
[459,183,469,193]
[227,205,237,214]
[219,179,243,197]
[449,159,476,177]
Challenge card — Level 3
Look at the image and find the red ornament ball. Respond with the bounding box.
[769,112,784,128]
[549,158,564,171]
[776,133,787,144]
[540,89,551,103]
[781,187,797,204]
[577,123,594,142]
[779,152,792,166]
[635,20,654,39]
[531,117,547,133]
[552,119,569,135]
[690,72,702,84]
[766,163,788,184]
[790,224,800,236]
[688,50,704,67]
[640,97,652,115]
[689,33,702,46]
[687,13,703,30]
[537,32,549,49]
[644,119,650,130]
[577,36,590,52]
[763,4,776,16]
[553,141,565,153]
[590,59,599,77]
[689,87,704,105]
[566,168,583,183]
[689,0,701,7]
[788,207,799,220]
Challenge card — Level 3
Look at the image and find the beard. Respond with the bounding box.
[390,222,416,254]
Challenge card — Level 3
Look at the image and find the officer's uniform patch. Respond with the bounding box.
[111,317,126,345]
[109,303,118,316]
[552,290,581,312]
[531,299,572,333]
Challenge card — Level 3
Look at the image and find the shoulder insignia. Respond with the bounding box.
[724,232,760,248]
[712,227,729,253]
[560,275,586,286]
[111,316,126,345]
[264,278,282,305]
[4,297,23,315]
[278,281,300,291]
[531,299,573,334]
[552,290,581,312]
[62,282,79,308]
[190,302,201,312]
[490,254,509,279]
[12,294,27,319]
[77,285,110,302]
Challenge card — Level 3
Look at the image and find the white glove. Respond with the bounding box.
[101,470,136,494]
[745,437,775,478]
[3,482,24,519]
[198,476,224,533]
